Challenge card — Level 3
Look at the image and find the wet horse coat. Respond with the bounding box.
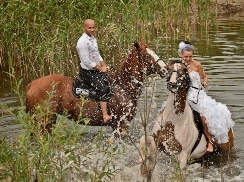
[139,61,234,171]
[25,37,166,134]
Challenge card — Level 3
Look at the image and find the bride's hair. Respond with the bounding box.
[178,41,194,55]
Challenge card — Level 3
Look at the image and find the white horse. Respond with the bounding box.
[139,61,234,173]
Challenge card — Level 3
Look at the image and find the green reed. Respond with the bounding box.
[0,73,123,181]
[0,0,216,79]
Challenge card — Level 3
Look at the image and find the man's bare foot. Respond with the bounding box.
[103,114,112,123]
[207,141,213,152]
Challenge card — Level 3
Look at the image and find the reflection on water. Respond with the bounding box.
[1,19,244,179]
[0,72,20,135]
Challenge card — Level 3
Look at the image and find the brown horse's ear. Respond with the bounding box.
[134,41,140,49]
[140,37,145,45]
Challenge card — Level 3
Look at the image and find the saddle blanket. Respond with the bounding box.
[72,77,96,99]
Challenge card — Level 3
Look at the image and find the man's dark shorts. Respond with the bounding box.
[79,67,113,102]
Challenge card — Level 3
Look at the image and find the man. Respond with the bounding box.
[76,19,112,123]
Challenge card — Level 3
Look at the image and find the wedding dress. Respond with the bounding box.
[187,71,234,143]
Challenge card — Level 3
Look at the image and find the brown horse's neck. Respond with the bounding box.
[114,51,144,100]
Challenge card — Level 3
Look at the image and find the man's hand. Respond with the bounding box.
[100,66,108,72]
[95,65,109,72]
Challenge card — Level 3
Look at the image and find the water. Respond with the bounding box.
[1,18,244,181]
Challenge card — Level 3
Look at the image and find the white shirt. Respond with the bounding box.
[76,33,103,70]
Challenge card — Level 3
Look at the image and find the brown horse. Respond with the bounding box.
[139,61,234,173]
[25,37,166,134]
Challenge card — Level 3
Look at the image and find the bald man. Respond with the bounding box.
[76,19,113,123]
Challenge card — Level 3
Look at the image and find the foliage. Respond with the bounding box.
[0,0,215,78]
[0,73,122,181]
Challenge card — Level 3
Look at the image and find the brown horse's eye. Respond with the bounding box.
[145,54,150,59]
[142,54,152,64]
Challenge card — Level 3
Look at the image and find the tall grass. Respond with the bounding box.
[0,0,216,79]
[0,73,123,181]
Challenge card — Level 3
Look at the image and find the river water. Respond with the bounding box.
[1,17,244,181]
[128,18,244,181]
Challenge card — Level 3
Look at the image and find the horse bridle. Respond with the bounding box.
[136,49,164,75]
[113,49,162,101]
[165,63,192,114]
[150,58,164,72]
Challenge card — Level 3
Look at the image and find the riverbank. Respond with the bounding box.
[211,0,244,16]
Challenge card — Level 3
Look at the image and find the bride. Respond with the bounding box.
[178,41,234,152]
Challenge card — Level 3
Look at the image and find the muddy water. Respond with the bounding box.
[1,18,244,181]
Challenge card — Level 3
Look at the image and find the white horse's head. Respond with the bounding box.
[164,60,191,114]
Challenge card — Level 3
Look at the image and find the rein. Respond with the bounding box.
[189,86,203,104]
[190,110,204,154]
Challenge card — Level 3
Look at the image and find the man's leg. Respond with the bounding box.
[201,116,213,152]
[100,102,111,123]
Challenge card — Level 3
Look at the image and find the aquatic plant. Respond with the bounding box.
[0,0,216,78]
[0,73,123,181]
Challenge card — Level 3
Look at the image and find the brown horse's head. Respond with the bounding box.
[165,60,191,114]
[133,37,166,77]
[114,37,167,101]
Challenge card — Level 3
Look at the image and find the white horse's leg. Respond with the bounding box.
[138,136,146,164]
[139,135,157,177]
[152,113,163,134]
[138,136,156,164]
[177,151,188,169]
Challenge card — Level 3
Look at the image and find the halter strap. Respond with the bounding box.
[152,58,163,69]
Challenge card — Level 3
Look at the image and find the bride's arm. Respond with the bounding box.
[197,62,208,88]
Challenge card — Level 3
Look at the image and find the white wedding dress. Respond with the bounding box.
[187,71,234,144]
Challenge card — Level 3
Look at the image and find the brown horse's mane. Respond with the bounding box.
[109,46,145,100]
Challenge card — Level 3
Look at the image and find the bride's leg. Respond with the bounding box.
[201,116,213,152]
